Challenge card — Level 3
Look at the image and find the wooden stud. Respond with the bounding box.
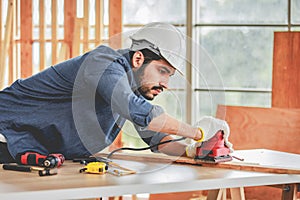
[0,0,14,89]
[109,0,122,49]
[39,0,45,71]
[108,0,122,150]
[72,18,83,57]
[20,0,32,78]
[9,0,17,84]
[186,0,193,124]
[57,42,70,63]
[0,0,2,53]
[95,0,103,46]
[51,0,57,64]
[64,0,76,58]
[83,0,89,52]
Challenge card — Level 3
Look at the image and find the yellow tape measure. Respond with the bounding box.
[79,162,108,174]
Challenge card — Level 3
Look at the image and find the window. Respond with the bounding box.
[192,0,299,120]
[121,0,300,146]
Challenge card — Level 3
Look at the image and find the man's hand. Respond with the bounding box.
[185,116,234,158]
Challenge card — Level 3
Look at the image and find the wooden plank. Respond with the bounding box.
[272,32,300,108]
[9,0,17,84]
[20,0,32,78]
[108,0,122,149]
[51,0,57,64]
[72,18,83,57]
[0,0,14,89]
[57,42,69,63]
[95,0,103,46]
[0,0,2,56]
[97,149,300,174]
[216,105,300,154]
[39,0,45,71]
[83,0,89,52]
[108,0,122,49]
[64,0,76,58]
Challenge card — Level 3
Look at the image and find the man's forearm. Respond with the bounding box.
[148,113,202,140]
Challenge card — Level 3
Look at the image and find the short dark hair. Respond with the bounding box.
[129,49,162,65]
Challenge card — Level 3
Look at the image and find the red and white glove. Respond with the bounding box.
[185,116,234,158]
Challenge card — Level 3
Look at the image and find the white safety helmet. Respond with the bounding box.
[130,22,186,75]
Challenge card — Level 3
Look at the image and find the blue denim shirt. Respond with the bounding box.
[0,45,167,159]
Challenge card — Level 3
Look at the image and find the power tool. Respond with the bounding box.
[43,153,65,168]
[16,152,65,168]
[195,131,232,163]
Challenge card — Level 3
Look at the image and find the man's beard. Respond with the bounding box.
[134,65,163,100]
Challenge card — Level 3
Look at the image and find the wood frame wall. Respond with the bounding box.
[0,0,122,90]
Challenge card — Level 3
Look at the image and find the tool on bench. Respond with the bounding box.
[195,131,232,163]
[43,154,65,168]
[75,156,136,176]
[79,162,108,174]
[2,164,58,176]
[16,152,65,168]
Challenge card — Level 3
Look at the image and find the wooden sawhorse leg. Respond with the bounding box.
[207,187,245,200]
[281,184,298,200]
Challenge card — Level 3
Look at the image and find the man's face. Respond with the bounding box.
[135,59,176,100]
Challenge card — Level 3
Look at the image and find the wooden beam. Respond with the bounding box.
[186,0,193,124]
[0,0,14,89]
[20,0,32,78]
[39,0,45,71]
[64,0,76,58]
[51,0,57,64]
[72,18,83,57]
[95,0,103,46]
[0,0,2,53]
[83,0,89,52]
[108,0,122,149]
[109,0,122,49]
[272,32,300,108]
[9,0,17,84]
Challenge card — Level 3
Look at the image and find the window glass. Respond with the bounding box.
[123,0,186,24]
[196,0,287,24]
[194,91,271,120]
[194,27,287,89]
[292,0,300,24]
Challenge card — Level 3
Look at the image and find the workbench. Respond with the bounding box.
[0,149,299,200]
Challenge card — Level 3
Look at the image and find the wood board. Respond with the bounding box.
[216,105,300,155]
[97,149,300,174]
[272,32,300,108]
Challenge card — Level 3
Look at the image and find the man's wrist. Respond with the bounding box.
[194,127,205,142]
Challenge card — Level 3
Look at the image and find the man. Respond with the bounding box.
[0,22,232,163]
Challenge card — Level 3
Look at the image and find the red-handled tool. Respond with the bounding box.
[16,152,65,168]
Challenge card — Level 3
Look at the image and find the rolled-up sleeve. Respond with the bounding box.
[82,51,161,128]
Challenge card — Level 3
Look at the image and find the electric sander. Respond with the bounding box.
[195,130,232,163]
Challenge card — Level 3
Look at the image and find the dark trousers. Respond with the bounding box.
[0,142,15,163]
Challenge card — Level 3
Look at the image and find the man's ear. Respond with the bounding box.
[132,51,144,69]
